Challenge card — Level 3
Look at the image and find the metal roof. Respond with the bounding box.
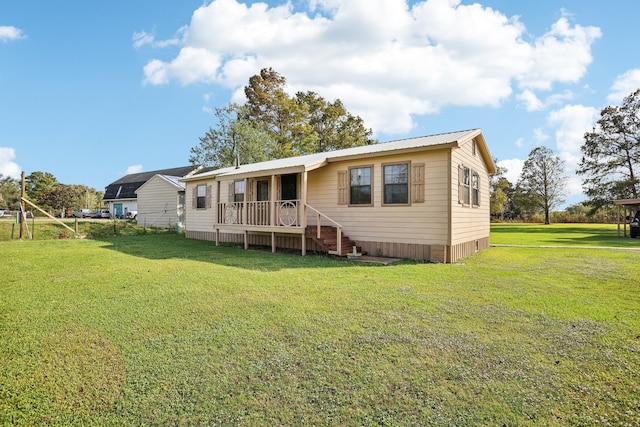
[183,128,488,181]
[105,165,197,200]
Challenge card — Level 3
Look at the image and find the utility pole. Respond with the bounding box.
[19,171,26,239]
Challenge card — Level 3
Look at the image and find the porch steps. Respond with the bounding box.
[306,226,365,257]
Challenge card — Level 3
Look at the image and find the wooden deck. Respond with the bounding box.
[214,200,356,256]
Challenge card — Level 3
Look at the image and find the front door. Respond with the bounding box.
[257,180,269,201]
[114,203,123,218]
[278,174,298,226]
[280,174,297,200]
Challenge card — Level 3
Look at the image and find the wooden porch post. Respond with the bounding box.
[301,170,308,256]
[243,178,248,225]
[270,174,277,251]
[215,180,221,246]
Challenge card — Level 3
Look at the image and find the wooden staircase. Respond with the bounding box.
[306,226,365,257]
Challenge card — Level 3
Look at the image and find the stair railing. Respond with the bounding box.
[305,204,343,255]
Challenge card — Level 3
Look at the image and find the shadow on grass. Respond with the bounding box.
[94,233,398,272]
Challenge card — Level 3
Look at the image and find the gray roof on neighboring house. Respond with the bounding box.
[183,128,493,181]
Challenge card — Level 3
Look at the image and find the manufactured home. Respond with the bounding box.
[181,129,496,263]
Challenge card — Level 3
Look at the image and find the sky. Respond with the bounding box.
[2,0,640,208]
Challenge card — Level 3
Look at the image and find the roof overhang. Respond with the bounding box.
[614,198,640,206]
[180,128,496,182]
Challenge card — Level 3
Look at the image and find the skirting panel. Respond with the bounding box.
[186,230,322,254]
[186,230,490,263]
[355,236,490,263]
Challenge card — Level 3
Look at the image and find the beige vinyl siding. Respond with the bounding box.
[450,138,491,245]
[306,150,450,245]
[136,176,181,228]
[184,179,217,232]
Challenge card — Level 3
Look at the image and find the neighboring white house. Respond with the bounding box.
[135,174,186,228]
[180,129,496,263]
[104,166,198,220]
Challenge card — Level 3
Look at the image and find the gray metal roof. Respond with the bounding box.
[183,128,486,181]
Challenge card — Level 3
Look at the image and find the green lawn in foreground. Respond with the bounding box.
[1,230,639,425]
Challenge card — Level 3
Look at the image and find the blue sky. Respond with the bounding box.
[2,0,639,207]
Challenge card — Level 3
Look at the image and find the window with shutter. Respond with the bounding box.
[233,180,245,202]
[196,184,207,209]
[349,166,372,205]
[383,163,409,205]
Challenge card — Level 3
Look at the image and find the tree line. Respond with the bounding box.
[0,172,103,217]
[490,89,640,223]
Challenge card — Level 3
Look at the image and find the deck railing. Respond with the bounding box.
[217,200,301,227]
[305,204,343,255]
[216,200,343,254]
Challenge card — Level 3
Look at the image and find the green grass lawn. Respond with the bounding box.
[491,222,640,248]
[1,225,639,425]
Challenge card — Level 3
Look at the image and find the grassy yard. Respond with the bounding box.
[490,222,640,248]
[0,224,639,425]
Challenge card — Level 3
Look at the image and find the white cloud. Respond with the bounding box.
[497,158,524,185]
[519,18,601,91]
[607,69,640,104]
[132,31,155,48]
[517,89,544,111]
[0,147,21,179]
[517,89,574,112]
[547,104,599,196]
[139,0,601,135]
[533,128,549,143]
[132,28,185,49]
[0,26,26,43]
[125,165,144,175]
[143,47,221,86]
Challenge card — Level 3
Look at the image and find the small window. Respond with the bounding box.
[472,171,480,206]
[234,180,245,202]
[459,166,470,205]
[349,166,372,205]
[196,184,207,209]
[472,139,477,156]
[383,163,409,205]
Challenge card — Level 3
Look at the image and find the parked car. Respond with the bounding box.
[72,209,94,218]
[630,210,640,238]
[125,210,137,220]
[91,209,111,219]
